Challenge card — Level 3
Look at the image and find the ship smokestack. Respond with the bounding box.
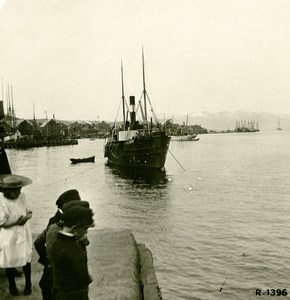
[129,96,136,126]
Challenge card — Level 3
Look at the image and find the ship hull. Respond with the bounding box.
[104,132,170,170]
[170,134,197,141]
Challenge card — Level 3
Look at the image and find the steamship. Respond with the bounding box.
[104,51,171,170]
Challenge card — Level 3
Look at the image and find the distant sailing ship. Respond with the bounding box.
[277,120,282,131]
[104,51,171,170]
[234,120,259,132]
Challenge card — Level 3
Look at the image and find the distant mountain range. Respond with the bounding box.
[158,111,290,131]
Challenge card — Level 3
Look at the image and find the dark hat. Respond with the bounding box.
[0,174,32,189]
[62,206,94,228]
[56,189,81,208]
[62,200,90,212]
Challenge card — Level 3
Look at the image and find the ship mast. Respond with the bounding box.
[33,101,37,131]
[0,77,4,121]
[121,61,126,129]
[7,84,12,128]
[142,47,148,125]
[1,76,3,104]
[0,77,4,147]
[10,85,15,128]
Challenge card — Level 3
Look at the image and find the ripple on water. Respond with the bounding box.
[5,134,290,299]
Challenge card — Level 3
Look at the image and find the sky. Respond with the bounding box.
[0,0,290,121]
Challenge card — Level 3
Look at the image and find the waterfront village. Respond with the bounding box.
[0,114,261,149]
[0,99,260,149]
[0,109,208,149]
[0,118,208,149]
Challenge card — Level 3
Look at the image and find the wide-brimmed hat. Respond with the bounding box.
[0,174,32,189]
[56,189,81,208]
[62,206,95,228]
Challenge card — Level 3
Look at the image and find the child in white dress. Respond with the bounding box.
[0,175,33,296]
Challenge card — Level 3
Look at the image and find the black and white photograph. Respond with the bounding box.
[0,1,289,299]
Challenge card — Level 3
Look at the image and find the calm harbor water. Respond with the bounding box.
[5,130,290,300]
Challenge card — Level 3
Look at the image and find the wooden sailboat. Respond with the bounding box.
[235,119,259,132]
[104,50,171,170]
[170,133,198,141]
[170,115,199,141]
[277,120,282,131]
[0,98,32,191]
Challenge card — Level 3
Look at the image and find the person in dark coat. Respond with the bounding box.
[0,147,12,175]
[50,206,95,300]
[34,189,81,300]
[46,200,91,261]
[35,189,81,264]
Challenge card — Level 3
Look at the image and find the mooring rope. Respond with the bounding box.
[168,149,185,171]
[44,161,104,187]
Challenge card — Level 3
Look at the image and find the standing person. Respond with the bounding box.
[0,174,33,296]
[0,146,23,278]
[43,200,91,300]
[50,206,95,300]
[48,189,81,226]
[34,189,81,265]
[0,146,11,175]
[34,189,81,300]
[46,200,91,260]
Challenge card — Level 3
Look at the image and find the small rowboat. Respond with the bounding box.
[70,156,95,164]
